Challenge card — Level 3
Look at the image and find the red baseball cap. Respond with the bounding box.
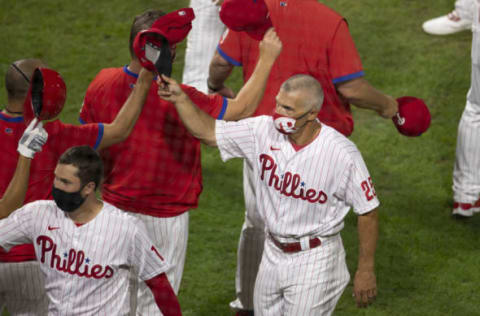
[220,0,272,40]
[392,96,431,137]
[133,8,195,71]
[23,67,66,124]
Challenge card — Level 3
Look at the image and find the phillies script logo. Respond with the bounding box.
[37,235,114,279]
[259,154,328,204]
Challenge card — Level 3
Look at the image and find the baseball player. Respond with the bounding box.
[79,8,281,314]
[0,146,181,315]
[208,0,398,313]
[452,0,480,217]
[182,0,226,93]
[158,73,379,315]
[422,0,474,35]
[0,58,153,315]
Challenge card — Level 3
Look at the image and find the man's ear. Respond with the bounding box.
[82,181,96,196]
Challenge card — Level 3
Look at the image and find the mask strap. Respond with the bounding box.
[10,63,31,83]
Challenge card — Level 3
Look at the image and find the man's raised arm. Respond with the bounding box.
[158,75,218,147]
[216,28,282,121]
[97,69,154,150]
[0,119,48,219]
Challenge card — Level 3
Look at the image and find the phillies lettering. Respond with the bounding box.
[259,154,328,204]
[36,235,113,279]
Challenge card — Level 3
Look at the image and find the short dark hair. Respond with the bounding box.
[5,59,46,102]
[58,146,103,190]
[129,9,165,59]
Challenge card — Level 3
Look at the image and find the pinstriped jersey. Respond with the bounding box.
[0,201,168,315]
[216,116,379,238]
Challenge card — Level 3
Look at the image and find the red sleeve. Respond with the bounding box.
[181,85,227,119]
[45,121,104,154]
[328,19,364,83]
[145,273,182,316]
[217,28,243,66]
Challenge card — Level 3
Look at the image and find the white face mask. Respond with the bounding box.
[272,110,311,135]
[273,113,297,134]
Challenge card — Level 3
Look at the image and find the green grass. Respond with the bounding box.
[1,0,478,315]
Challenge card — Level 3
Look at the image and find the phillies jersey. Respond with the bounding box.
[79,66,227,217]
[216,117,379,237]
[0,201,168,315]
[217,0,364,136]
[0,112,103,262]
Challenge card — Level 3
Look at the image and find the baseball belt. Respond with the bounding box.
[269,233,322,253]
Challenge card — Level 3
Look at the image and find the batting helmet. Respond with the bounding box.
[392,96,431,137]
[23,67,66,124]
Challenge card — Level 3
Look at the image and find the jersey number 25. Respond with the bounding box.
[361,177,376,201]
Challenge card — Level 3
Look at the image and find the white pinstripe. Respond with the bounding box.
[182,0,225,93]
[453,0,480,204]
[254,235,349,316]
[216,117,378,314]
[0,201,169,315]
[0,261,48,316]
[129,212,189,316]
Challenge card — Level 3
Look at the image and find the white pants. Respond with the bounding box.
[0,261,48,316]
[254,234,350,316]
[230,161,266,312]
[453,1,480,203]
[182,0,226,93]
[129,212,189,316]
[455,0,475,21]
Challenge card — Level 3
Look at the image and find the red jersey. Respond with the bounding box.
[217,0,363,136]
[79,66,227,217]
[0,112,103,262]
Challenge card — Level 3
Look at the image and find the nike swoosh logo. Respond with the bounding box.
[270,146,281,151]
[48,226,60,231]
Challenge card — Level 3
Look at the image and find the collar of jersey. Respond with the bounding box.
[0,112,24,123]
[123,65,138,79]
[123,65,158,82]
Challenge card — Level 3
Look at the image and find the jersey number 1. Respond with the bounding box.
[361,177,376,201]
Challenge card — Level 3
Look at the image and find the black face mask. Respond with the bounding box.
[51,186,86,213]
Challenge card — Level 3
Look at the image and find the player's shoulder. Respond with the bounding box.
[18,200,59,216]
[87,67,125,90]
[321,124,361,156]
[100,202,144,229]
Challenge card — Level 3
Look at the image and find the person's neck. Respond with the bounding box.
[66,196,103,224]
[288,120,321,146]
[2,102,23,117]
[127,59,142,75]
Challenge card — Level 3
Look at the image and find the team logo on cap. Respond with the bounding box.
[179,10,186,16]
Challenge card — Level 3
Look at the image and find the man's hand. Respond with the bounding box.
[378,95,399,119]
[17,118,48,159]
[157,75,188,104]
[258,28,283,65]
[353,269,377,308]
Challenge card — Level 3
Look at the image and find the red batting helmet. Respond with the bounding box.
[23,67,66,124]
[392,96,431,137]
